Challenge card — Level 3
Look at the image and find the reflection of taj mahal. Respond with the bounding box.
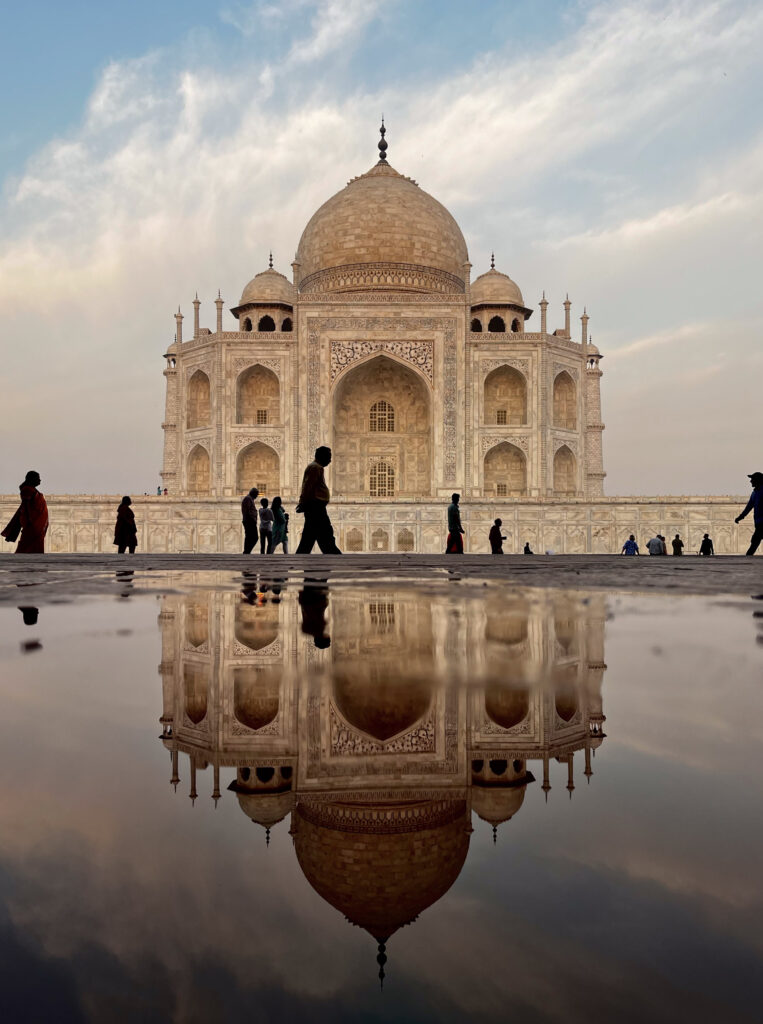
[161,126,605,552]
[158,582,607,969]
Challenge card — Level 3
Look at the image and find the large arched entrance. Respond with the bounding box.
[236,442,279,495]
[332,354,431,498]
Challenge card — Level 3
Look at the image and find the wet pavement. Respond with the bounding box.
[0,567,762,1022]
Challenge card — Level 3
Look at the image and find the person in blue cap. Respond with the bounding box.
[735,471,763,556]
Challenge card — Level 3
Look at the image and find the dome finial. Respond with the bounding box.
[378,117,388,163]
[265,826,271,847]
[268,251,273,270]
[492,824,497,844]
[490,252,495,270]
[377,941,387,989]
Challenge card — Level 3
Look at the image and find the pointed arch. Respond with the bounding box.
[484,365,527,425]
[281,317,293,332]
[471,317,482,333]
[187,445,210,495]
[233,666,280,730]
[234,602,279,652]
[187,370,210,428]
[184,664,208,724]
[236,441,279,495]
[242,317,252,332]
[553,445,577,495]
[485,685,530,729]
[257,315,276,332]
[236,364,280,424]
[553,371,577,429]
[369,461,395,497]
[488,315,505,333]
[484,442,527,497]
[511,317,521,332]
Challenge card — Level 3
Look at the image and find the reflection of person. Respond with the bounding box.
[2,471,49,553]
[488,518,506,554]
[672,533,684,556]
[699,533,714,556]
[114,496,138,554]
[621,535,639,555]
[271,496,289,554]
[259,498,274,554]
[18,606,39,626]
[299,584,331,647]
[241,487,259,555]
[446,494,464,554]
[735,471,763,556]
[296,447,341,554]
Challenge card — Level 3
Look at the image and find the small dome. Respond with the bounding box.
[472,784,528,827]
[236,790,294,828]
[296,162,469,294]
[238,267,295,307]
[471,267,524,308]
[587,342,601,356]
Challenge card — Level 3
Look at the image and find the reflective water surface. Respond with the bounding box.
[0,573,762,1023]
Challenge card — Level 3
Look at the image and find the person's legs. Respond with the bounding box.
[266,532,274,554]
[282,537,289,555]
[746,524,763,556]
[259,531,267,555]
[128,544,136,554]
[314,504,341,554]
[296,512,317,554]
[117,544,126,554]
[243,525,258,555]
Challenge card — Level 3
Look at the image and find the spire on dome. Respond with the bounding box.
[377,941,387,989]
[268,252,273,269]
[378,117,388,163]
[490,252,495,270]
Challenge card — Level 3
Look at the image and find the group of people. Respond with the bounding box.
[3,466,763,558]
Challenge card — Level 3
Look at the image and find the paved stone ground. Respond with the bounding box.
[0,553,761,603]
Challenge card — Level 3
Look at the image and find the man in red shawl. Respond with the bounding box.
[2,471,49,553]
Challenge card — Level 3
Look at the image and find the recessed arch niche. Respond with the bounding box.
[332,666,432,742]
[484,442,527,497]
[553,445,577,495]
[236,364,280,425]
[553,371,576,429]
[485,685,530,729]
[233,666,280,731]
[187,445,210,495]
[236,442,279,495]
[484,365,527,425]
[187,370,211,428]
[333,354,431,497]
[234,601,279,652]
[184,664,208,724]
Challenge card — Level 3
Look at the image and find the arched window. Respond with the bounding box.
[553,445,576,494]
[236,364,280,424]
[187,370,211,428]
[369,461,395,497]
[511,318,520,332]
[484,442,527,497]
[236,442,279,495]
[257,315,276,332]
[397,528,415,552]
[346,528,364,552]
[281,317,293,332]
[369,399,395,432]
[371,528,390,550]
[553,372,577,429]
[242,317,252,332]
[484,365,527,425]
[488,315,506,333]
[471,317,482,333]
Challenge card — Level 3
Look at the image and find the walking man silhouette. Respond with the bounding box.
[735,472,763,556]
[295,447,342,554]
[2,471,48,553]
[446,494,464,554]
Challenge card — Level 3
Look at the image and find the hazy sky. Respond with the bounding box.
[1,0,761,496]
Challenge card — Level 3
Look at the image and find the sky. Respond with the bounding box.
[1,0,762,497]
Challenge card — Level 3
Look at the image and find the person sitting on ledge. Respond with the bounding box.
[523,541,534,555]
[699,533,714,556]
[2,471,48,554]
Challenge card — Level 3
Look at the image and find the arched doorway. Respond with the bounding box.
[484,442,527,497]
[187,445,210,494]
[236,364,280,425]
[553,371,576,429]
[187,370,210,428]
[333,354,431,497]
[484,365,527,425]
[236,442,279,495]
[553,445,577,494]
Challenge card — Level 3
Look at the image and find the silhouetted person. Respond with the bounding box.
[299,582,331,648]
[241,487,259,554]
[621,534,639,555]
[2,471,48,553]
[156,486,161,496]
[523,541,534,555]
[646,535,665,556]
[672,533,684,556]
[113,496,138,554]
[271,496,289,554]
[259,497,274,554]
[659,535,668,555]
[18,606,39,626]
[699,533,714,556]
[736,471,763,556]
[296,446,341,554]
[446,493,464,554]
[489,518,506,554]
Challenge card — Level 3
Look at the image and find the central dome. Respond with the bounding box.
[296,162,469,295]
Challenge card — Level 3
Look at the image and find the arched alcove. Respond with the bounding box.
[234,602,279,651]
[488,315,506,333]
[553,445,577,495]
[485,685,530,730]
[187,370,210,428]
[471,317,482,332]
[184,664,208,724]
[187,445,210,495]
[242,317,252,332]
[484,365,527,425]
[371,528,390,551]
[185,600,209,648]
[281,317,293,332]
[236,441,279,495]
[553,371,576,429]
[257,315,276,332]
[511,318,521,332]
[236,364,280,425]
[346,528,364,552]
[333,669,431,742]
[333,354,431,497]
[233,666,280,730]
[484,442,527,497]
[397,527,415,552]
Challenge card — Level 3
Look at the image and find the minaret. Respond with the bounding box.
[215,291,224,334]
[175,307,183,346]
[581,307,589,348]
[160,324,179,493]
[585,336,606,497]
[566,754,575,799]
[540,291,548,336]
[563,295,571,338]
[192,293,200,340]
[541,752,551,802]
